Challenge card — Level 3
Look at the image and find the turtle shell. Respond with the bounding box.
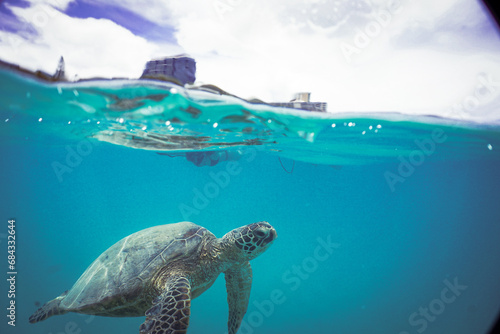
[60,222,213,314]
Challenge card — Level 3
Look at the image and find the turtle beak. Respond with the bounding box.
[265,227,277,243]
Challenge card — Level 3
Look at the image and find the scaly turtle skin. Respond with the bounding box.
[29,221,277,334]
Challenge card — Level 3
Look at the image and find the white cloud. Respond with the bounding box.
[0,2,180,79]
[27,0,74,10]
[164,0,500,121]
[1,0,499,122]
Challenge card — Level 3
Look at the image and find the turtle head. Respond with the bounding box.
[222,221,277,262]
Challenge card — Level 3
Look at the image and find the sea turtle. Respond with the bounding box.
[29,221,277,334]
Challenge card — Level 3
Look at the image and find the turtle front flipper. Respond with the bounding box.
[225,261,252,334]
[140,275,191,334]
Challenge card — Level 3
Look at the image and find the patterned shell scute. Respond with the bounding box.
[60,222,211,310]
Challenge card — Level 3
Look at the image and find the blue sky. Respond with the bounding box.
[0,0,175,40]
[63,1,177,43]
[1,0,500,122]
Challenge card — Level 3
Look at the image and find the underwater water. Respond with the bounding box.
[1,68,500,334]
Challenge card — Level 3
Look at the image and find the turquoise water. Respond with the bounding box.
[1,68,500,334]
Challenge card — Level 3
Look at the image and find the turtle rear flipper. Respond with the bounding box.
[29,292,68,323]
[140,275,191,334]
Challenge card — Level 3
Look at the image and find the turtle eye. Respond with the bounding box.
[254,228,268,238]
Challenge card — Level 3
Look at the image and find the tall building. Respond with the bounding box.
[141,54,196,85]
[269,92,327,112]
